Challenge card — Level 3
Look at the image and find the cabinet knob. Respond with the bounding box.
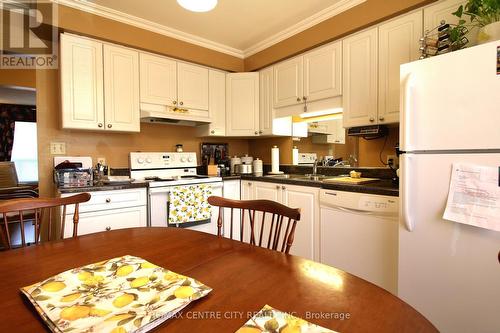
[105,198,111,203]
[259,130,263,134]
[303,96,307,101]
[276,185,280,190]
[296,97,301,102]
[248,182,252,186]
[281,186,286,190]
[210,130,215,134]
[179,101,184,106]
[379,116,385,121]
[105,226,111,231]
[107,124,112,128]
[173,101,177,105]
[254,131,258,135]
[98,123,103,128]
[369,117,375,122]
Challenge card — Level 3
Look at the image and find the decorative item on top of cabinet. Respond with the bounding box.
[226,72,259,136]
[60,33,140,132]
[273,41,342,109]
[196,70,226,137]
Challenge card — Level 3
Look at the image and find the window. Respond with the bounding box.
[11,121,38,182]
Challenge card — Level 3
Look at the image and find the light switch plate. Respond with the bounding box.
[50,142,66,155]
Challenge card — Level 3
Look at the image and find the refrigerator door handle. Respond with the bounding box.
[400,154,414,232]
[400,73,413,151]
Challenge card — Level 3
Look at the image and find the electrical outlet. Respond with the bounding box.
[97,157,106,165]
[50,142,66,155]
[386,154,399,168]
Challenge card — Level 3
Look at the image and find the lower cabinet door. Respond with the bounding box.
[281,184,319,261]
[63,206,147,238]
[222,180,241,239]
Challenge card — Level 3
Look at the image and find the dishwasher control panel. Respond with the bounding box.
[319,189,398,215]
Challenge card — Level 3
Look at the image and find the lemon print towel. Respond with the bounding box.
[168,184,212,225]
[21,255,212,333]
[236,305,338,333]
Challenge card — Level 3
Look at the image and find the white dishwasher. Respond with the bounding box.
[319,189,399,294]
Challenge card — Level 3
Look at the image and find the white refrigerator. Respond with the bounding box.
[398,41,500,333]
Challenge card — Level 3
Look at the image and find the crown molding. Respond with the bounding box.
[242,0,366,57]
[52,0,245,58]
[52,0,365,59]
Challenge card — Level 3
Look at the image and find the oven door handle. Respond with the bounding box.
[149,188,171,194]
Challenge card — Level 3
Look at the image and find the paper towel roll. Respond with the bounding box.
[292,146,299,166]
[271,146,280,173]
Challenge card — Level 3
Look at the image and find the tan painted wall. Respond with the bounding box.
[0,69,36,88]
[244,0,436,71]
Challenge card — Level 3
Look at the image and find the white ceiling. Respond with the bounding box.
[58,0,365,57]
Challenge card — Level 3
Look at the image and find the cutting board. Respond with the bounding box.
[323,177,380,184]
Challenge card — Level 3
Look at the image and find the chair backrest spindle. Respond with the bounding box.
[0,193,91,249]
[207,196,301,254]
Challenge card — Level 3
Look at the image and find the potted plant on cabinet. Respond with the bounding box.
[452,0,500,44]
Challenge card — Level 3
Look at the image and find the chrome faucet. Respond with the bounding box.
[333,160,349,167]
[312,158,318,176]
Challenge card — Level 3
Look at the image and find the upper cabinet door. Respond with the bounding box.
[208,70,226,136]
[342,27,378,128]
[303,41,342,102]
[273,56,303,108]
[103,44,140,132]
[226,73,259,136]
[259,67,273,136]
[60,34,104,131]
[177,62,209,111]
[139,53,177,106]
[378,10,423,124]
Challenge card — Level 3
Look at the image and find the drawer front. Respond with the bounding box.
[62,188,147,214]
[63,205,147,238]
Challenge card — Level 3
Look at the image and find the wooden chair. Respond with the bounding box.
[0,193,91,249]
[208,196,301,254]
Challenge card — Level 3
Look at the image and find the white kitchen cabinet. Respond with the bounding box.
[273,56,303,108]
[303,41,342,102]
[342,27,379,128]
[378,10,422,124]
[139,53,177,106]
[245,181,319,261]
[61,188,147,238]
[281,184,319,261]
[259,67,295,136]
[222,179,241,239]
[226,73,260,136]
[103,44,140,132]
[177,62,209,111]
[273,41,342,109]
[196,70,226,137]
[60,33,140,132]
[60,33,104,131]
[311,119,345,144]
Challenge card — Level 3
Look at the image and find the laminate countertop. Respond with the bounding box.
[225,175,399,197]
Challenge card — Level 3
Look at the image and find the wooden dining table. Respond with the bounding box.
[0,227,437,332]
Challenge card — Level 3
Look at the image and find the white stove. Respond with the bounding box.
[129,152,222,235]
[130,152,222,186]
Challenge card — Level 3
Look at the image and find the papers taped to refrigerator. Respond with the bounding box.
[443,163,500,231]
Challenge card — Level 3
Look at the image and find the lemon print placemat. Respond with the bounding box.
[21,255,211,333]
[236,305,338,333]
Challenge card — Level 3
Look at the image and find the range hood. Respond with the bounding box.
[140,110,211,127]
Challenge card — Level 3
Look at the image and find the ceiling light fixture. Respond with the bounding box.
[177,0,218,12]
